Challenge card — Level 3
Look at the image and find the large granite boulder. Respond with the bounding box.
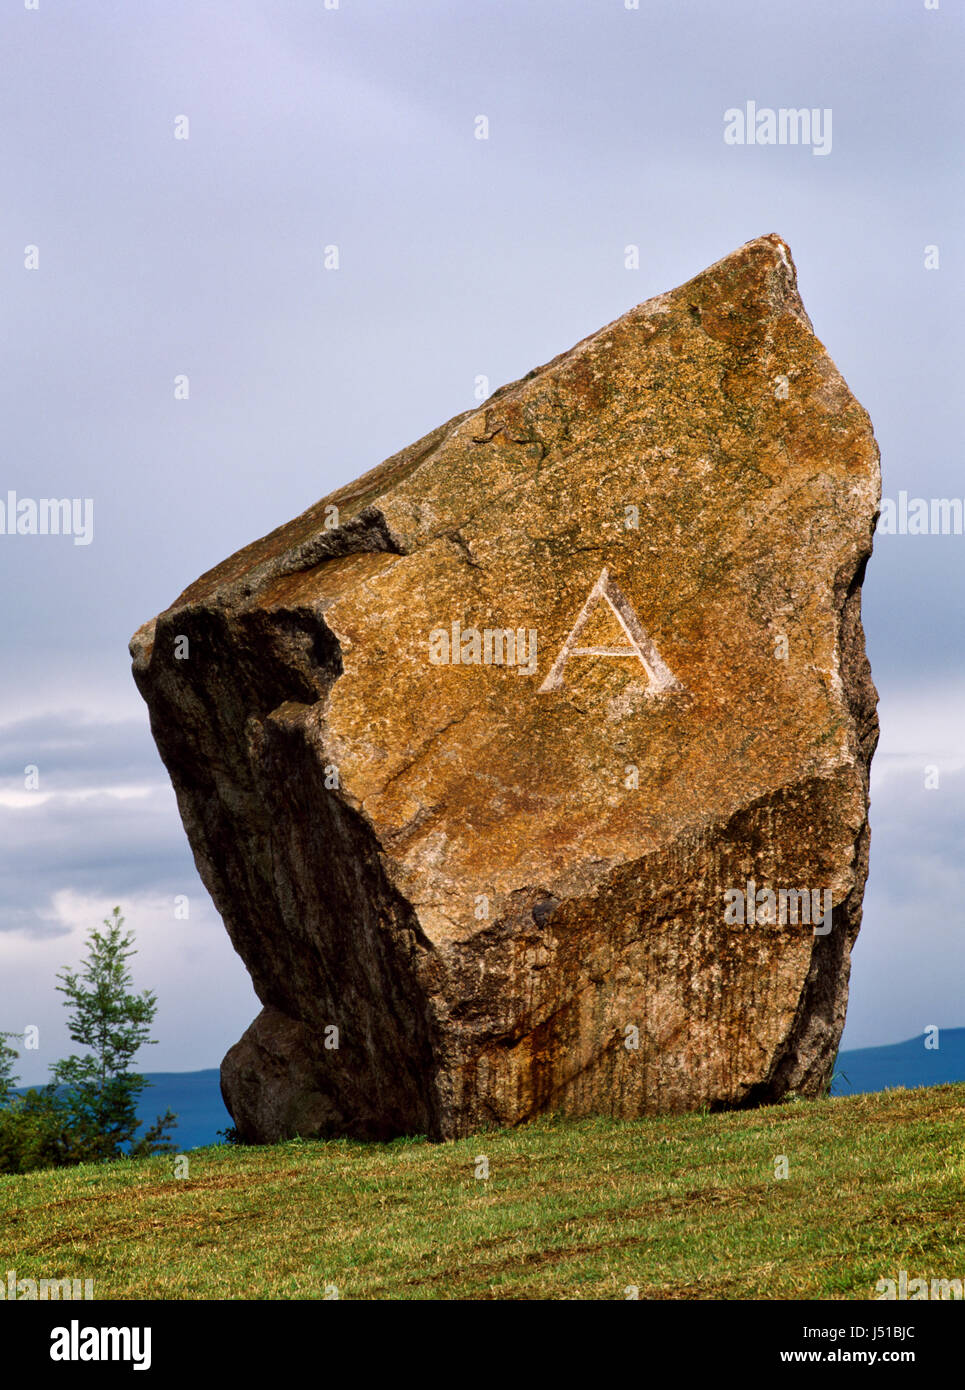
[131,234,879,1141]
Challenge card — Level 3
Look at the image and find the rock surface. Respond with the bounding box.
[131,234,880,1141]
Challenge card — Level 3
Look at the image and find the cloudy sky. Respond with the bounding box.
[1,0,962,1083]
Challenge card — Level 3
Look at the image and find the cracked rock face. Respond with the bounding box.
[130,234,879,1141]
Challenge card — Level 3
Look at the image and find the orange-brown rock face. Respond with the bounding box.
[131,235,879,1141]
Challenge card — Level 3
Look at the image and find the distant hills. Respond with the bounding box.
[831,1027,965,1098]
[136,1069,231,1151]
[67,1030,965,1151]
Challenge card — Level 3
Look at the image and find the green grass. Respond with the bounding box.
[2,1084,964,1300]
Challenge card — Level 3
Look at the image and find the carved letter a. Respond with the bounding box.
[538,568,683,695]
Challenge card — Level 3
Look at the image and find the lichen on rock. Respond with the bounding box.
[131,234,879,1141]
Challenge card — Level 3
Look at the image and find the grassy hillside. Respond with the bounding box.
[2,1084,964,1300]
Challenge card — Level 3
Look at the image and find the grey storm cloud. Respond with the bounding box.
[0,712,199,937]
[0,713,157,788]
[867,769,965,909]
[845,764,965,1049]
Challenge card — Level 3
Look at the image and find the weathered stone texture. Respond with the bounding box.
[131,234,879,1140]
